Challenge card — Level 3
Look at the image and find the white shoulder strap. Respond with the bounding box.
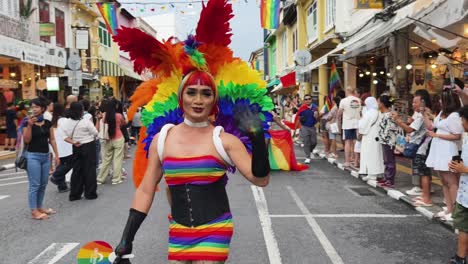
[157,124,175,161]
[213,126,234,166]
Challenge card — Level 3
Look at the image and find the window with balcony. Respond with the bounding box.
[292,27,298,52]
[39,0,50,42]
[325,0,336,31]
[0,0,19,19]
[55,8,65,47]
[282,33,288,68]
[307,2,317,43]
[98,21,111,47]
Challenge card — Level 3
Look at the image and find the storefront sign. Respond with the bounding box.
[46,77,60,91]
[0,35,46,66]
[76,30,89,50]
[0,13,29,41]
[45,47,66,68]
[355,0,383,9]
[39,23,55,36]
[0,79,18,89]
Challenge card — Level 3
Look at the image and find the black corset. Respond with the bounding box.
[169,179,230,227]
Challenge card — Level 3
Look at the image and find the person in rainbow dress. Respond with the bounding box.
[109,0,273,263]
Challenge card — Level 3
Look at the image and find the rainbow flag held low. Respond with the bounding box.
[260,0,280,29]
[96,2,119,36]
[268,130,309,171]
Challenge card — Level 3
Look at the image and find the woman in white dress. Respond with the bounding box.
[359,97,384,178]
[426,90,463,221]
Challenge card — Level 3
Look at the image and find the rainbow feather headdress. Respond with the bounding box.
[113,0,274,187]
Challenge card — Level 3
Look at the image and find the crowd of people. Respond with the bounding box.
[274,77,468,264]
[16,95,142,220]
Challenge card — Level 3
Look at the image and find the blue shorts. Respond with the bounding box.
[343,129,357,140]
[328,132,336,140]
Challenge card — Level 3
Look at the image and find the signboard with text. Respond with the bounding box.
[355,0,383,9]
[39,23,55,36]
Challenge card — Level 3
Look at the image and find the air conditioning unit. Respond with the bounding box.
[312,85,319,93]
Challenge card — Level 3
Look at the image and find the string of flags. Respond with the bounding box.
[89,0,250,36]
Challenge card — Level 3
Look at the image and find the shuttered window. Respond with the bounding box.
[39,0,50,43]
[55,8,65,47]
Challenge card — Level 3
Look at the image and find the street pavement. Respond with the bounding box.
[0,146,459,264]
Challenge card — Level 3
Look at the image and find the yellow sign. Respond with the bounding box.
[356,0,383,9]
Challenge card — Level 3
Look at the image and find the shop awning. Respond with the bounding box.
[339,0,462,60]
[99,60,125,77]
[267,78,280,88]
[280,71,296,88]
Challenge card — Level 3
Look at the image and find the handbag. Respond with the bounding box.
[329,122,339,134]
[403,137,426,158]
[15,141,28,170]
[98,119,109,140]
[395,129,406,154]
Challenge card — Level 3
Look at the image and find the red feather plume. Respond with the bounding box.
[196,0,234,47]
[113,27,179,76]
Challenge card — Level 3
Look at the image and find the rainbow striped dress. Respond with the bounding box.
[163,155,234,262]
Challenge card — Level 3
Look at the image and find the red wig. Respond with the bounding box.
[178,70,219,116]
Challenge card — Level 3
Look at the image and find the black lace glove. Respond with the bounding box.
[234,106,270,178]
[113,208,147,264]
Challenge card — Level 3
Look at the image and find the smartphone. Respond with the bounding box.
[452,155,462,162]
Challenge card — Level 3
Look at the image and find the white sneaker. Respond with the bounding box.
[362,175,377,181]
[304,158,311,164]
[442,213,453,222]
[434,210,446,218]
[406,187,423,196]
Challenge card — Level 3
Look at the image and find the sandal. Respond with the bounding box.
[413,200,433,207]
[32,213,49,220]
[39,208,56,215]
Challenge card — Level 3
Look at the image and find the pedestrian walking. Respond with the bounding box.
[130,107,143,145]
[392,89,434,206]
[448,105,468,264]
[111,70,270,264]
[294,94,319,164]
[43,100,53,121]
[359,97,384,179]
[22,98,60,220]
[338,86,361,168]
[63,102,98,201]
[5,103,17,151]
[376,95,399,187]
[49,103,72,193]
[96,99,126,185]
[325,96,341,159]
[319,96,331,157]
[426,89,463,220]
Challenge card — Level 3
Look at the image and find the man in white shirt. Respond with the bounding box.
[338,86,361,167]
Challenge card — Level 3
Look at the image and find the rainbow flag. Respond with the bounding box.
[96,3,119,36]
[329,63,341,98]
[268,130,308,171]
[323,96,333,113]
[260,0,280,29]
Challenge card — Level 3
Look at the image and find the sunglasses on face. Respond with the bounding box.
[304,98,312,101]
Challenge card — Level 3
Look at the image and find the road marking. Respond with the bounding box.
[287,185,344,264]
[269,214,422,218]
[0,176,27,182]
[0,195,10,200]
[251,186,282,264]
[0,171,27,177]
[0,181,28,187]
[28,243,79,264]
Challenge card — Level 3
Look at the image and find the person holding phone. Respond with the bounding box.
[426,89,463,221]
[448,105,468,264]
[22,98,60,220]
